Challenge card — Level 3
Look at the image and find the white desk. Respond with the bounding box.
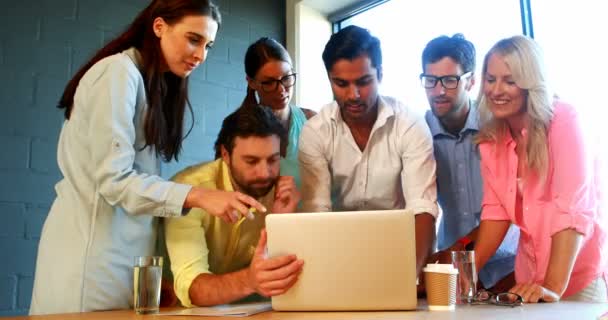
[7,301,606,320]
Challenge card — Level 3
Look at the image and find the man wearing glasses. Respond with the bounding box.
[421,34,518,292]
[298,25,438,278]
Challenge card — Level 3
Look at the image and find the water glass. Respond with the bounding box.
[133,256,163,314]
[451,251,477,304]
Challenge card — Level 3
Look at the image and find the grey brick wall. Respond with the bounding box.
[0,0,285,315]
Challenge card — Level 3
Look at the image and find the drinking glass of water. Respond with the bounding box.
[451,251,477,304]
[133,256,163,314]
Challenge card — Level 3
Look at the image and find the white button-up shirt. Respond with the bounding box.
[298,96,438,217]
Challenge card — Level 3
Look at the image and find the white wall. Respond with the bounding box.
[286,0,333,110]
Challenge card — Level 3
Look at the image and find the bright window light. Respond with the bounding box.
[532,0,607,146]
[340,0,522,116]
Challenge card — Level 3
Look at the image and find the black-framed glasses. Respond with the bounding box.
[254,73,297,92]
[470,289,523,307]
[420,71,472,89]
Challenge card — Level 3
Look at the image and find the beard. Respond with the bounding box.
[229,164,278,198]
[238,179,276,198]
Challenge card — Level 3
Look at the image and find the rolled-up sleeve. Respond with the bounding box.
[479,154,510,221]
[399,116,439,217]
[165,208,211,307]
[547,105,596,236]
[165,169,216,307]
[298,123,332,212]
[87,59,191,217]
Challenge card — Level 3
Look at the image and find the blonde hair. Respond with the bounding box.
[476,35,554,176]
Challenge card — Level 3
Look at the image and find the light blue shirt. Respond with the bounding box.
[425,103,518,288]
[30,48,192,315]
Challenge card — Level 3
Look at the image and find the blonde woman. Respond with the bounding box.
[474,35,607,303]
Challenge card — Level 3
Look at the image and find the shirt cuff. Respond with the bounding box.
[550,209,594,237]
[164,183,192,218]
[407,199,438,218]
[481,204,509,221]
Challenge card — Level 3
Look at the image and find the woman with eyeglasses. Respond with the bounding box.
[474,35,607,303]
[242,37,316,187]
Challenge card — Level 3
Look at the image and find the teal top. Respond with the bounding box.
[280,105,308,188]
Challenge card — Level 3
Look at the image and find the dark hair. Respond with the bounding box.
[242,37,292,107]
[322,25,382,76]
[421,33,476,74]
[58,0,221,162]
[214,104,287,159]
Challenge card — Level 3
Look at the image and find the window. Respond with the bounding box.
[332,0,608,191]
[338,0,522,115]
[531,0,606,145]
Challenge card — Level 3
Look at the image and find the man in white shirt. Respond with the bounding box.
[298,25,438,276]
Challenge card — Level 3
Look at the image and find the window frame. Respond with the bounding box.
[332,0,534,37]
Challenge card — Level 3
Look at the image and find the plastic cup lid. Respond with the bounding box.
[423,263,458,274]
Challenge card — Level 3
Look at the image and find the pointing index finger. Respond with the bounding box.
[237,193,267,213]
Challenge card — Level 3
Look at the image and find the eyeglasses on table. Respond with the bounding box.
[470,289,523,307]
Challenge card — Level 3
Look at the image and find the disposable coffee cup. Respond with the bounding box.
[423,263,458,311]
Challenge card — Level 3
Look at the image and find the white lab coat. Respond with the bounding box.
[30,48,191,315]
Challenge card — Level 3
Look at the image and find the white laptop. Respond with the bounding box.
[265,209,417,311]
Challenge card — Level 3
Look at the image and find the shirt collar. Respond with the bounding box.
[329,96,394,128]
[501,124,528,148]
[217,159,235,192]
[427,100,479,137]
[123,47,144,72]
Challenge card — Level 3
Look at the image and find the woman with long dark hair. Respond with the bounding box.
[242,37,315,187]
[30,0,265,315]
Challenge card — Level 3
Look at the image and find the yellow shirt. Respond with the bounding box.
[165,159,274,307]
